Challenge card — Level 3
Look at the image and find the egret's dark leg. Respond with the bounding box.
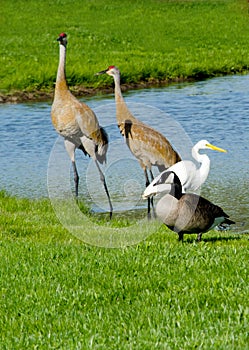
[197,233,202,242]
[95,160,113,219]
[72,161,79,197]
[178,232,184,242]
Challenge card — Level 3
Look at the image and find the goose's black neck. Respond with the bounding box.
[169,172,183,200]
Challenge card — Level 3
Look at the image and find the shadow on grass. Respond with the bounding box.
[183,232,249,244]
[203,233,249,243]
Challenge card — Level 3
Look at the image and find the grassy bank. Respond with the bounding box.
[0,192,248,349]
[1,0,249,101]
[1,1,249,348]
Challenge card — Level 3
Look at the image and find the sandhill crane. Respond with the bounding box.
[143,139,227,198]
[147,171,235,242]
[96,65,181,217]
[51,33,113,218]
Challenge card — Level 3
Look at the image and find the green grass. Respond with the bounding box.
[0,192,248,349]
[1,1,249,347]
[1,0,249,94]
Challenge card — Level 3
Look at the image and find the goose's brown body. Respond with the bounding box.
[155,171,235,242]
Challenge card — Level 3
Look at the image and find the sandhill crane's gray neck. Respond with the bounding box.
[55,44,67,92]
[113,70,138,125]
[113,71,124,103]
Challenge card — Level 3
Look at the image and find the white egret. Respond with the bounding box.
[143,140,227,198]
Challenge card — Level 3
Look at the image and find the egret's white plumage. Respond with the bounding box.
[143,140,226,198]
[154,171,235,242]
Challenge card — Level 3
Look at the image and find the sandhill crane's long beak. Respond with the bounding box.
[95,69,108,76]
[206,143,227,153]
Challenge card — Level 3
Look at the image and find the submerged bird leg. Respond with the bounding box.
[95,160,113,219]
[72,161,79,197]
[197,233,202,242]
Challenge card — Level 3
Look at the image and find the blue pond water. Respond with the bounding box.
[0,74,248,232]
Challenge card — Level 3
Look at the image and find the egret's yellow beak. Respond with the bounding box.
[206,143,227,153]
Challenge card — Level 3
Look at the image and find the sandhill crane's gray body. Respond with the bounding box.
[51,33,113,217]
[96,66,181,216]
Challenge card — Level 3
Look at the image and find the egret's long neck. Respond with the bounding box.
[55,44,68,95]
[192,147,210,183]
[113,72,137,125]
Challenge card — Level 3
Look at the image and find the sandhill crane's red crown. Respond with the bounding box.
[108,66,115,70]
[57,33,67,44]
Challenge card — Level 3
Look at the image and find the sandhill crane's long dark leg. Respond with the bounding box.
[144,169,156,219]
[144,169,150,217]
[144,169,155,219]
[149,169,156,218]
[72,161,79,197]
[94,160,113,219]
[64,140,79,196]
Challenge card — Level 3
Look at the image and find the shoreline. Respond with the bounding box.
[1,70,246,104]
[0,76,202,104]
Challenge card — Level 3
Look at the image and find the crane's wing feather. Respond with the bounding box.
[120,121,181,168]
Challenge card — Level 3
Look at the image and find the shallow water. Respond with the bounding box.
[0,74,249,232]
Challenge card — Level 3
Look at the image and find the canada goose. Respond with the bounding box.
[150,171,235,242]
